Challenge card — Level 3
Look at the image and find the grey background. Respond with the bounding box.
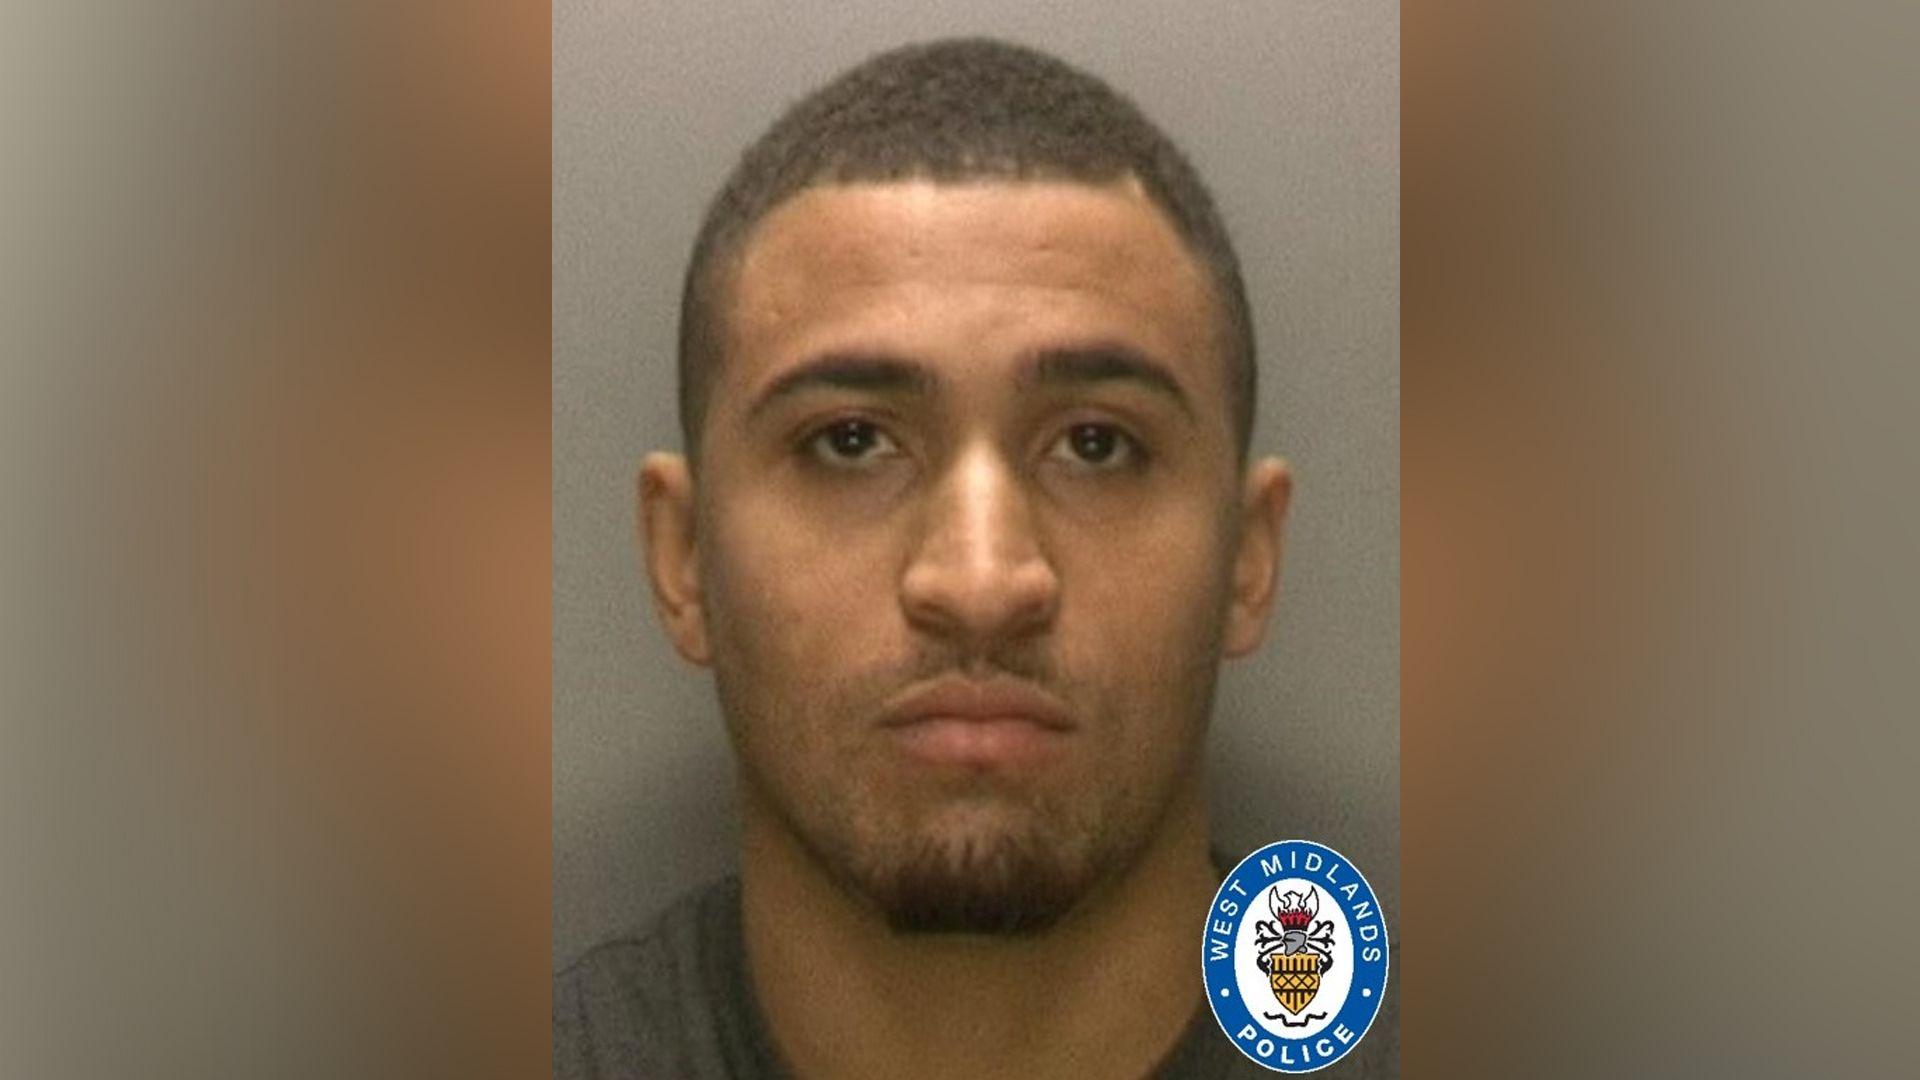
[554,0,1397,967]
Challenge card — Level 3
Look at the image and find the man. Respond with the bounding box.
[556,38,1393,1078]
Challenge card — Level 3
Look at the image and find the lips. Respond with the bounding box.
[879,677,1076,768]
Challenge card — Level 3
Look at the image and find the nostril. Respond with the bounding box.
[899,559,1060,641]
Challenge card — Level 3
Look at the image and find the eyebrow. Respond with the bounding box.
[745,353,939,421]
[743,342,1194,421]
[1023,344,1195,417]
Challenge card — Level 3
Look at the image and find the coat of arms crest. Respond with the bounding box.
[1252,885,1337,1026]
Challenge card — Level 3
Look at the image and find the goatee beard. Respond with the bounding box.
[867,828,1093,936]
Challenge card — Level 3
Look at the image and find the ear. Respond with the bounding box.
[638,453,711,666]
[1223,457,1292,657]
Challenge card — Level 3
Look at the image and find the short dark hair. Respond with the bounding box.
[677,37,1256,460]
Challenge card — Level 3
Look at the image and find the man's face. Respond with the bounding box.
[654,179,1280,932]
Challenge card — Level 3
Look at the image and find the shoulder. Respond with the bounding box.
[554,878,758,1080]
[555,881,719,1022]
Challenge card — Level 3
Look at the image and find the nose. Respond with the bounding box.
[899,443,1060,646]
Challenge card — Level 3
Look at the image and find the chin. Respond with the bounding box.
[860,816,1097,937]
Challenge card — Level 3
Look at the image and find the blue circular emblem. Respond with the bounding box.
[1202,840,1389,1073]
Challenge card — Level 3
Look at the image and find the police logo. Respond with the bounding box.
[1203,840,1389,1072]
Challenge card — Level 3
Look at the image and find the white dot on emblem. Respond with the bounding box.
[1219,988,1230,997]
[1363,988,1372,998]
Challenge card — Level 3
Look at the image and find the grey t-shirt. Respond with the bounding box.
[555,877,1397,1078]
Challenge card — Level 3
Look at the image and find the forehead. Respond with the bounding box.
[717,179,1225,409]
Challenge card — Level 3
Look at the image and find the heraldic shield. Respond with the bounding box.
[1254,885,1335,1021]
[1268,951,1323,1015]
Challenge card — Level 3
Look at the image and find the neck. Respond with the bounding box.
[739,782,1217,1080]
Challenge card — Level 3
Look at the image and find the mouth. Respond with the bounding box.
[879,676,1077,769]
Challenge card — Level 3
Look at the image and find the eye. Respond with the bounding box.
[805,417,902,467]
[1047,422,1143,470]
